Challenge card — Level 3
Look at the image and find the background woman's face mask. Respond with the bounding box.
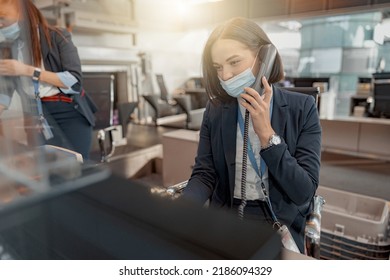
[0,21,21,43]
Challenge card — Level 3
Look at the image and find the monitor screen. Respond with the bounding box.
[373,82,390,118]
[292,77,330,88]
[83,73,115,129]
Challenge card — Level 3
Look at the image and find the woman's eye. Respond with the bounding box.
[213,65,222,71]
[230,60,240,66]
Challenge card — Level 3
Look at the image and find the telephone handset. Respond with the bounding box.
[251,44,277,95]
[238,43,277,219]
[239,43,300,253]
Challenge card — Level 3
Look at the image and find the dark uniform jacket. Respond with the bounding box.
[39,27,97,126]
[182,86,322,252]
[1,27,96,126]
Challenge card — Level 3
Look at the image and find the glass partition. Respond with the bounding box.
[0,0,109,216]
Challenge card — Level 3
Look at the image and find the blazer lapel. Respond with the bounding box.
[271,86,288,137]
[39,27,50,69]
[221,101,238,196]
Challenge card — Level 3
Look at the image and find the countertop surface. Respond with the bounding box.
[320,116,390,125]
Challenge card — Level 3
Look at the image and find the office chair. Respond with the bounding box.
[143,74,180,123]
[143,74,191,127]
[282,86,321,111]
[117,102,138,138]
[156,74,193,128]
[173,95,192,129]
[82,73,117,162]
[155,74,170,102]
[142,95,178,124]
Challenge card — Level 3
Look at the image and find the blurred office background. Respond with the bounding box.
[0,0,389,260]
[34,0,390,119]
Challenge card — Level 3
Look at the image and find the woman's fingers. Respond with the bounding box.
[262,76,272,104]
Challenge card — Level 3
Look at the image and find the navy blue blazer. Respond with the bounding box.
[39,27,97,126]
[182,86,322,252]
[2,28,96,125]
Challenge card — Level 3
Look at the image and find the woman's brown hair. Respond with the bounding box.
[202,17,284,103]
[21,0,59,67]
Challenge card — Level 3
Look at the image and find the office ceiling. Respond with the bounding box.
[175,0,390,29]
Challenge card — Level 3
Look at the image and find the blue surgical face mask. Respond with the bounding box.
[0,22,21,43]
[218,53,258,98]
[219,68,256,98]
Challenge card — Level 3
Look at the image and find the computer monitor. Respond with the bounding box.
[280,86,320,111]
[83,73,115,129]
[373,72,390,118]
[283,87,320,103]
[290,77,329,88]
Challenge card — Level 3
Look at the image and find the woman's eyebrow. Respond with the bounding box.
[225,55,240,62]
[213,55,241,65]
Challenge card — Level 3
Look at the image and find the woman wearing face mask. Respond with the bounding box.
[181,17,321,254]
[0,0,96,160]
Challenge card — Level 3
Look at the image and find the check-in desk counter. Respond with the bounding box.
[0,172,282,260]
[162,117,390,189]
[162,129,199,187]
[321,117,390,160]
[162,116,390,189]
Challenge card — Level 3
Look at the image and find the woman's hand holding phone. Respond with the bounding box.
[240,76,275,147]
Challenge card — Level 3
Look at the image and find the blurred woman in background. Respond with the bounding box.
[0,0,96,160]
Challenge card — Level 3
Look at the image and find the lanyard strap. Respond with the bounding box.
[237,111,266,178]
[33,79,44,117]
[237,96,273,177]
[237,97,280,225]
[33,79,54,140]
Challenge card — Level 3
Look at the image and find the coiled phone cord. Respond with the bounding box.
[238,109,250,220]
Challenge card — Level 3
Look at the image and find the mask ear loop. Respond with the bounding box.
[250,48,261,71]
